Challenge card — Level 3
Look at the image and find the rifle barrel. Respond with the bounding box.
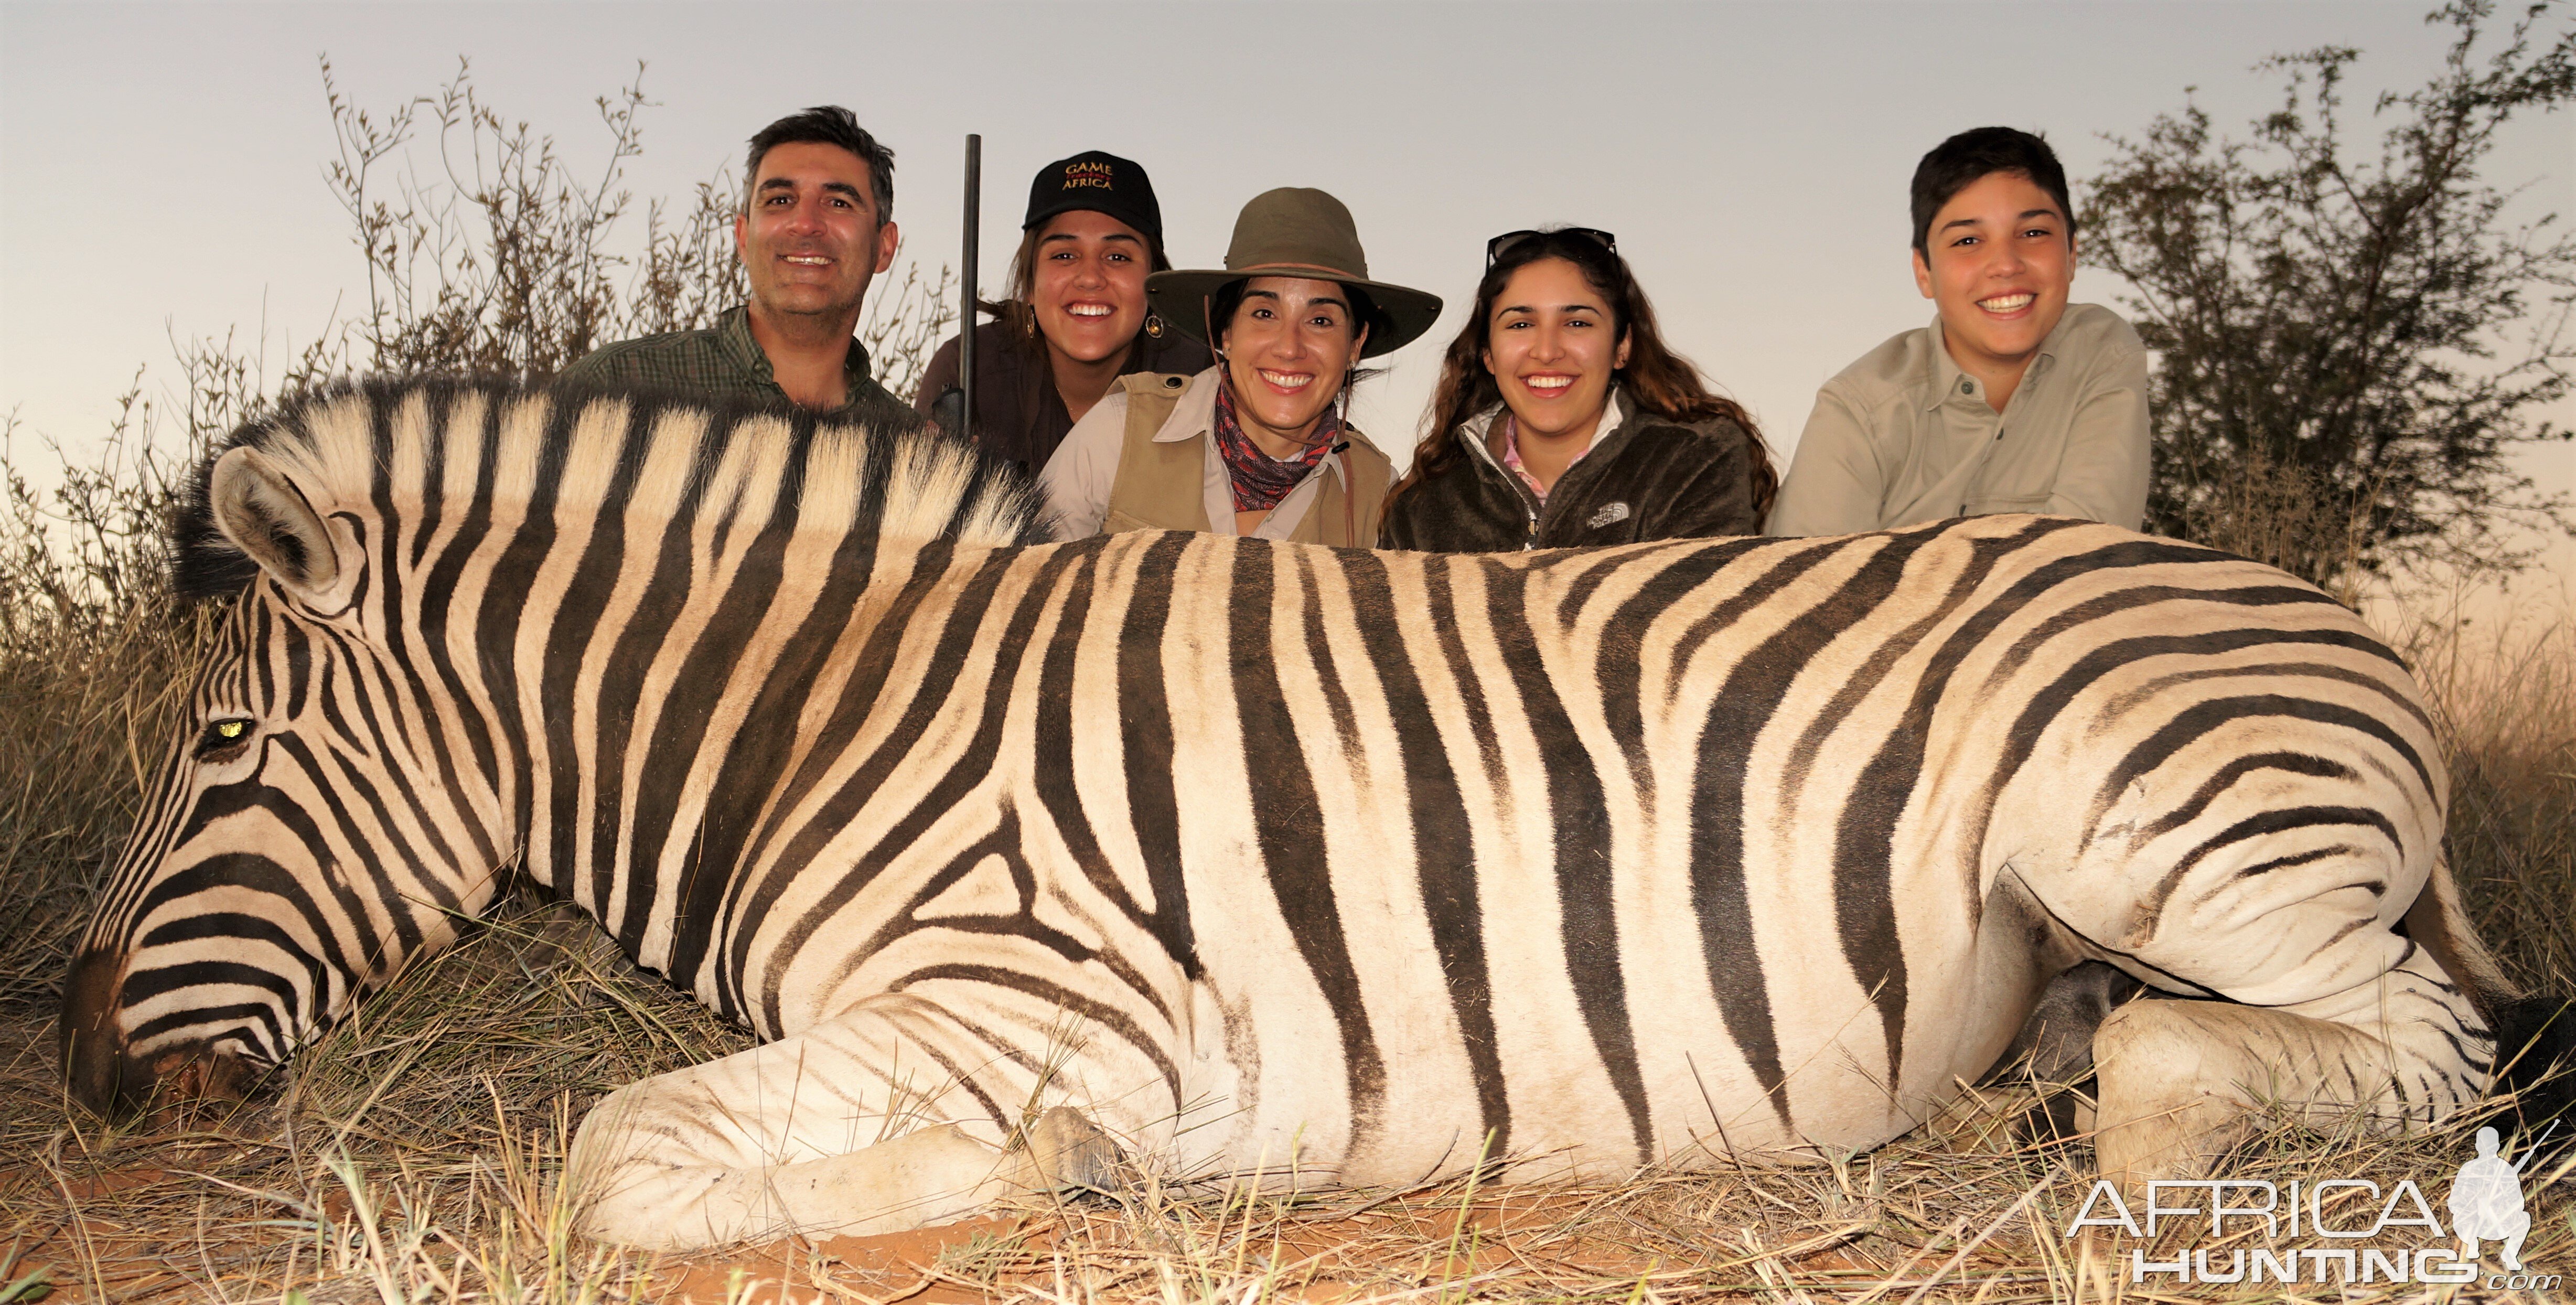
[959,134,982,440]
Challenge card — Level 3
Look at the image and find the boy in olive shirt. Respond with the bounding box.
[1769,127,2148,536]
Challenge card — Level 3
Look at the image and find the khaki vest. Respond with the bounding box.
[1101,371,1391,547]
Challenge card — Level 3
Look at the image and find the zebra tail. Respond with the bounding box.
[2401,851,2518,1011]
[2489,996,2576,1136]
[2403,853,2575,1129]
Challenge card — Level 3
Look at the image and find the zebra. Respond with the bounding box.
[62,380,2563,1250]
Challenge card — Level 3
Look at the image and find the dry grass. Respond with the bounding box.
[0,942,2567,1304]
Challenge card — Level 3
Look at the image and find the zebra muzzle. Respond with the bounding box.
[59,948,254,1121]
[143,1045,255,1114]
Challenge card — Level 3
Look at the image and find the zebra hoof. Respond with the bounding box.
[1014,1106,1121,1194]
[2090,1002,2253,1191]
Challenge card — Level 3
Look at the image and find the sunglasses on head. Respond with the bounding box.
[1486,227,1618,268]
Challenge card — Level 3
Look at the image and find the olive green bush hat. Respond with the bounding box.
[1147,187,1443,359]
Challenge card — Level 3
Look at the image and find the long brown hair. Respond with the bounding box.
[976,220,1174,359]
[1387,230,1777,523]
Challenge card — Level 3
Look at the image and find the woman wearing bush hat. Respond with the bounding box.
[1039,186,1441,545]
[917,150,1211,474]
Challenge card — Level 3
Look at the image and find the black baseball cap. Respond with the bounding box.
[1024,150,1163,245]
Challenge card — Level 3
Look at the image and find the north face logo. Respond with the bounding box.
[1586,502,1631,530]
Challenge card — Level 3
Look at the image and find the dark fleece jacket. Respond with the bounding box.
[1378,404,1767,551]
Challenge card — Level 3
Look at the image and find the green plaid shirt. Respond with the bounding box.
[556,305,921,433]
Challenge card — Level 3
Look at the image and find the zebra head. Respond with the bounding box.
[65,424,509,1118]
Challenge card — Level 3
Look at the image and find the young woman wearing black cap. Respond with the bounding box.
[916,151,1212,474]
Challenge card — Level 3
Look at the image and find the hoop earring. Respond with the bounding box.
[1143,313,1166,339]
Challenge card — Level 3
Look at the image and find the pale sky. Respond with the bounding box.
[3,1,2569,582]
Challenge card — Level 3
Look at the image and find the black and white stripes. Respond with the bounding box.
[66,381,2510,1244]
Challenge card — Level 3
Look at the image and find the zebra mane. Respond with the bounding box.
[174,378,1050,602]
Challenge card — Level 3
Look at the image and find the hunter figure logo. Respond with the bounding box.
[1062,159,1114,191]
[2450,1125,2534,1271]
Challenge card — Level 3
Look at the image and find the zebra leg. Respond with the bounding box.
[2089,944,2485,1188]
[564,994,1122,1250]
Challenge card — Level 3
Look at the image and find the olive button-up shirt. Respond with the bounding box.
[554,305,922,434]
[1767,302,2150,536]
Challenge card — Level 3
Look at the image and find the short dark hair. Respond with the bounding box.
[745,106,894,222]
[1909,126,2073,257]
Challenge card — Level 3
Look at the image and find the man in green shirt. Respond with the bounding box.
[557,106,919,433]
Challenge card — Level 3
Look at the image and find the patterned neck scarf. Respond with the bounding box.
[1212,380,1341,512]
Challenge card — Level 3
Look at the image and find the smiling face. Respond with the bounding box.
[1480,257,1630,444]
[735,141,901,326]
[1219,276,1369,446]
[1912,169,2075,386]
[1031,210,1152,366]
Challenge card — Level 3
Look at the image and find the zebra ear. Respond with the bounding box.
[208,447,350,610]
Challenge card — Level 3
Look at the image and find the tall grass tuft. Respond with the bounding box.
[2389,587,2576,993]
[0,386,224,1012]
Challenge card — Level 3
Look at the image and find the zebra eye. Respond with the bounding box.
[197,718,255,757]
